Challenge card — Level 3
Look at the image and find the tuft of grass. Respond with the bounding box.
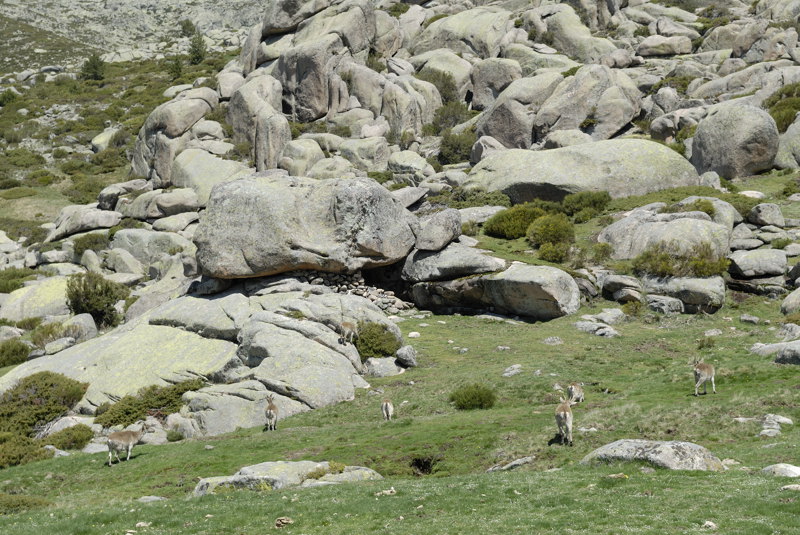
[93,379,205,428]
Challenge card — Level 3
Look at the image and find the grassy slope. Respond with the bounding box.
[0,296,798,533]
[0,13,92,72]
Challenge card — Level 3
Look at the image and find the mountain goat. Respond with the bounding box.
[693,359,716,396]
[381,399,394,421]
[555,399,576,446]
[567,382,584,404]
[265,394,278,431]
[339,321,358,345]
[107,421,147,466]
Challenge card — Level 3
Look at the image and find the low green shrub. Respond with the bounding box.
[416,70,458,104]
[355,322,401,363]
[526,213,575,247]
[449,383,496,410]
[764,82,800,133]
[0,492,51,514]
[632,241,729,277]
[94,379,205,427]
[0,267,39,293]
[366,50,385,73]
[0,90,18,106]
[484,204,550,239]
[427,187,510,209]
[179,19,196,37]
[108,217,144,239]
[66,272,130,328]
[387,2,410,17]
[697,337,716,350]
[647,75,694,96]
[368,170,393,184]
[5,148,45,167]
[0,372,88,436]
[423,13,449,28]
[538,242,570,263]
[43,424,94,450]
[29,322,81,349]
[0,187,37,200]
[328,124,352,138]
[438,128,476,165]
[662,198,716,217]
[592,242,613,264]
[621,301,643,317]
[429,102,474,134]
[771,237,793,250]
[91,147,127,172]
[0,339,30,367]
[59,158,93,175]
[562,191,611,216]
[0,178,21,189]
[166,429,184,442]
[15,317,43,330]
[0,433,52,468]
[72,233,110,257]
[461,221,479,236]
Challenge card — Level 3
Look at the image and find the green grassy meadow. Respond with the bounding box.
[0,297,798,533]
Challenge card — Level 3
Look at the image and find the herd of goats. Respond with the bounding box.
[105,338,717,465]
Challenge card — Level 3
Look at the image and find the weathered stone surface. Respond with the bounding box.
[148,293,251,341]
[410,263,580,320]
[598,210,730,260]
[194,460,381,496]
[641,276,726,313]
[182,381,307,436]
[466,139,700,203]
[533,65,642,142]
[112,229,195,267]
[363,357,404,377]
[728,249,787,279]
[98,179,151,211]
[279,138,325,177]
[781,286,800,315]
[541,4,617,63]
[0,277,70,322]
[0,321,241,412]
[776,118,800,169]
[261,0,334,36]
[690,104,779,179]
[471,58,522,111]
[762,464,800,477]
[636,35,692,56]
[476,73,563,149]
[581,439,724,471]
[339,137,389,172]
[171,149,251,205]
[402,242,506,283]
[131,88,218,185]
[415,209,461,252]
[388,151,434,185]
[413,7,512,58]
[46,204,122,242]
[274,33,345,122]
[194,177,416,278]
[395,345,417,368]
[775,344,800,365]
[381,75,442,137]
[748,203,785,227]
[239,311,365,408]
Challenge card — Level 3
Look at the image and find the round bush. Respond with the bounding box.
[355,322,401,363]
[0,371,88,436]
[484,204,548,239]
[0,339,31,368]
[0,433,51,468]
[66,272,130,328]
[526,213,575,247]
[538,242,570,263]
[44,424,94,450]
[449,383,496,410]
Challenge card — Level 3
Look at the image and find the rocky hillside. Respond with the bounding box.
[1,0,800,509]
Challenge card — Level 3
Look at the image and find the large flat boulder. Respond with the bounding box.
[465,139,701,203]
[171,149,251,205]
[0,276,70,322]
[598,209,731,260]
[412,7,512,58]
[581,439,724,471]
[402,243,506,283]
[194,176,417,278]
[0,321,241,412]
[46,204,122,243]
[410,262,579,320]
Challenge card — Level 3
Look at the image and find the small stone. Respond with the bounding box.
[408,332,421,338]
[204,445,214,450]
[702,520,718,530]
[502,364,522,377]
[740,314,760,324]
[781,484,800,491]
[496,345,510,351]
[543,336,563,345]
[704,329,723,337]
